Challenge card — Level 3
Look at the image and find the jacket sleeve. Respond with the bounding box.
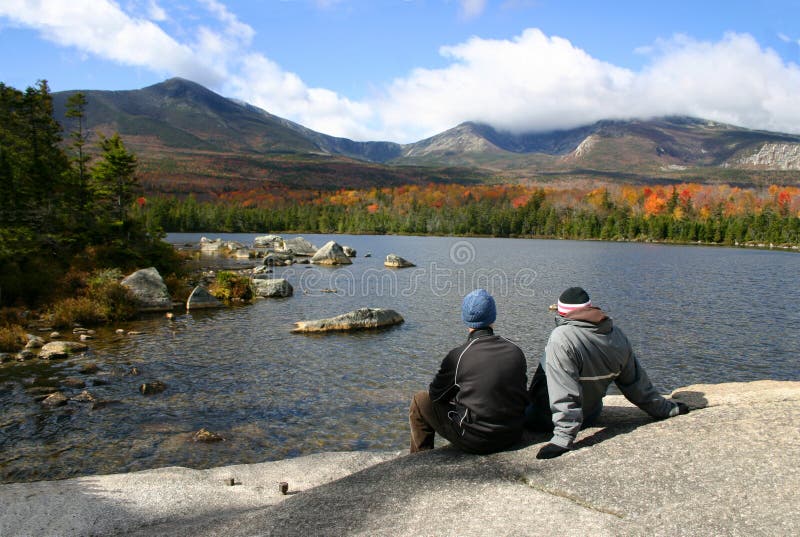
[615,353,676,418]
[544,334,583,449]
[428,349,459,403]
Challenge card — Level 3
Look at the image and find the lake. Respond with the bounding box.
[1,234,798,483]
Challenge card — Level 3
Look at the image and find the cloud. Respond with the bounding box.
[459,0,488,19]
[0,0,220,85]
[375,30,800,141]
[146,0,167,22]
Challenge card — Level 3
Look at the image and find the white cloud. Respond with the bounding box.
[0,0,221,85]
[146,0,167,22]
[374,30,800,141]
[459,0,487,19]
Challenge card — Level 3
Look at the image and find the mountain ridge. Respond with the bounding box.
[50,78,800,193]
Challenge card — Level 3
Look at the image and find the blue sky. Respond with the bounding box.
[2,1,800,142]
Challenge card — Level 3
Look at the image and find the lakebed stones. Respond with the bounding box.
[310,241,353,265]
[39,341,89,360]
[121,267,173,312]
[384,254,415,268]
[186,286,224,310]
[253,278,293,298]
[292,308,404,333]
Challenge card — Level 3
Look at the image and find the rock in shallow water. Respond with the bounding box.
[253,278,293,298]
[384,254,415,268]
[292,308,404,333]
[186,286,224,310]
[39,341,89,360]
[310,241,352,265]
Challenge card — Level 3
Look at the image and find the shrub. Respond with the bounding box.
[51,297,107,327]
[210,271,253,301]
[87,269,138,322]
[0,324,26,352]
[164,273,192,303]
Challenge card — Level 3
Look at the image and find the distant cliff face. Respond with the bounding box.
[727,142,800,170]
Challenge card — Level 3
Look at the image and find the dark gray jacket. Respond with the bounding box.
[544,307,679,448]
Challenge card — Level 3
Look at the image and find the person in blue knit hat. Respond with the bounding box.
[408,289,529,454]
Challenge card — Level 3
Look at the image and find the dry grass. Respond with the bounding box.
[0,324,26,352]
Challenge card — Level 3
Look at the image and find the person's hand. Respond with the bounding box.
[669,401,690,417]
[536,443,569,459]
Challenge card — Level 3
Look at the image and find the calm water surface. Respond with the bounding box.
[1,235,798,483]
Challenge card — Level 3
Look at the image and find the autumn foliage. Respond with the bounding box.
[140,181,800,246]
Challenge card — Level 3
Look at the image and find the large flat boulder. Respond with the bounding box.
[1,381,797,537]
[120,267,172,312]
[292,308,403,333]
[310,241,352,265]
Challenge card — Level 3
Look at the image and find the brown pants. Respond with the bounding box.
[409,390,458,453]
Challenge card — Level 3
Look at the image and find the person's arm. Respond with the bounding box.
[428,349,458,403]
[616,352,684,418]
[543,336,583,450]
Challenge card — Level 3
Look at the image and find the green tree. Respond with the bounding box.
[65,92,90,213]
[90,133,138,235]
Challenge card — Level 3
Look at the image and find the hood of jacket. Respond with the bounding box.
[555,306,613,334]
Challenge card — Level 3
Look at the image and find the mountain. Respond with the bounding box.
[51,78,800,195]
[51,78,482,194]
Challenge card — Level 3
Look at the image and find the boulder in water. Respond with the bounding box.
[384,254,415,268]
[121,267,173,312]
[279,237,318,256]
[39,341,89,360]
[186,286,224,310]
[342,246,357,257]
[310,241,352,265]
[292,308,404,333]
[253,278,293,298]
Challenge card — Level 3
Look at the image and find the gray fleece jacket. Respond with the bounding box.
[544,307,679,449]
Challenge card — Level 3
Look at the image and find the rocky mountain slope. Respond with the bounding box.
[51,78,800,193]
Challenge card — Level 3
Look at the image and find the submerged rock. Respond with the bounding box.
[192,428,225,443]
[310,241,353,265]
[292,308,404,333]
[39,341,89,360]
[186,286,224,310]
[41,392,68,407]
[139,381,167,395]
[25,335,45,349]
[121,267,173,312]
[253,278,293,298]
[384,254,415,268]
[71,390,96,403]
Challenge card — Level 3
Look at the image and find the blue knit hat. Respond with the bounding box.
[462,289,497,328]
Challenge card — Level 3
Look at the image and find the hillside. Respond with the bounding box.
[51,78,800,195]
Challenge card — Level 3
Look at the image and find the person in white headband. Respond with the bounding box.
[528,287,690,459]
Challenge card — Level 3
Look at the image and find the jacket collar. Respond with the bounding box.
[467,327,494,341]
